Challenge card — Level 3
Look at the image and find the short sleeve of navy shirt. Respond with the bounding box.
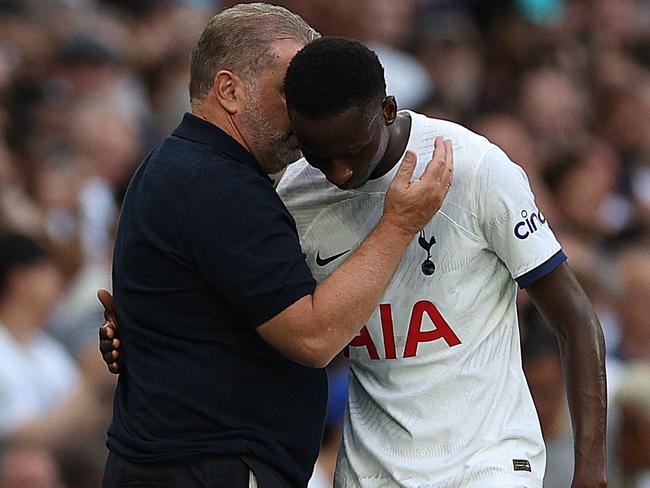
[108,113,327,488]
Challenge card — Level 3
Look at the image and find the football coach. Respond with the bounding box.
[100,4,453,488]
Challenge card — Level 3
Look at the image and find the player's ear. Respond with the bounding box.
[382,96,397,125]
[212,70,246,114]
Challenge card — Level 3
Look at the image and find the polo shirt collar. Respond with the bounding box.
[172,113,271,181]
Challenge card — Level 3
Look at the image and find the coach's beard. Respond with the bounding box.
[275,133,303,169]
[255,134,301,174]
[242,107,302,174]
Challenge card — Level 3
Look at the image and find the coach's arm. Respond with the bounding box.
[257,141,453,368]
[526,262,607,488]
[101,139,454,371]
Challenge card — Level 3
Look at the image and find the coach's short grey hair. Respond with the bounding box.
[189,3,320,104]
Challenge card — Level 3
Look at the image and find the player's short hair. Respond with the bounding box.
[189,3,320,104]
[284,37,387,120]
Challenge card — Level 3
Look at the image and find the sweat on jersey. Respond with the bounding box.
[277,111,566,488]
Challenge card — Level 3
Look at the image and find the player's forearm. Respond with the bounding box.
[527,266,608,486]
[558,314,608,485]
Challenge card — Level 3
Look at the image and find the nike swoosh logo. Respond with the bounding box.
[316,249,350,266]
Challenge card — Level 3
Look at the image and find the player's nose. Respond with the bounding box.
[325,161,354,187]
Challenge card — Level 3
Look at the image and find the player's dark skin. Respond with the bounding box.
[100,96,607,488]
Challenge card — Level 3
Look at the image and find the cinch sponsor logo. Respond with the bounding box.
[514,209,547,240]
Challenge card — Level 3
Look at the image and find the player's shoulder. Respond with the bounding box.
[407,112,503,198]
[277,158,327,194]
[278,157,319,183]
[276,157,337,213]
[408,111,495,168]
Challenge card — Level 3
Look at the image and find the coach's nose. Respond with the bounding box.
[325,160,354,187]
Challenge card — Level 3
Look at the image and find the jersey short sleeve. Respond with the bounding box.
[184,164,316,327]
[476,146,566,288]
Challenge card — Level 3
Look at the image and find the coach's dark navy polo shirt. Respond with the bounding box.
[108,113,327,487]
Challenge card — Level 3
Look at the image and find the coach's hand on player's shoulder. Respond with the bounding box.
[382,136,453,236]
[98,288,122,374]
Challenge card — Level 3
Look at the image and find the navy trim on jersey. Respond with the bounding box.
[516,250,567,288]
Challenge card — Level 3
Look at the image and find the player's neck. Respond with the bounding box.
[368,112,412,180]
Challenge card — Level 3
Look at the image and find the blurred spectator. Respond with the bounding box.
[613,247,650,361]
[545,139,634,244]
[415,10,483,119]
[615,361,650,488]
[0,445,63,488]
[0,232,106,455]
[518,67,591,163]
[0,232,74,437]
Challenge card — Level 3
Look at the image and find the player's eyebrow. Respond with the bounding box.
[304,138,369,160]
[337,113,380,153]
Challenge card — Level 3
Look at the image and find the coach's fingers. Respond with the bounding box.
[100,335,120,350]
[432,139,454,184]
[443,139,454,186]
[420,137,449,183]
[440,162,453,192]
[392,150,418,188]
[99,323,113,341]
[103,350,119,364]
[444,139,453,170]
[98,288,118,326]
[100,337,113,352]
[445,139,454,167]
[431,136,445,161]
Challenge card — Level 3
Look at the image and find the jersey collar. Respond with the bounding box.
[172,113,271,182]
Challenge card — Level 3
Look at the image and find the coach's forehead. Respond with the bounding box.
[270,39,304,68]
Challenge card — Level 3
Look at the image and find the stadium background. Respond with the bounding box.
[0,0,649,486]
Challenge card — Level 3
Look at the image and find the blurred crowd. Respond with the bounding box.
[0,0,649,487]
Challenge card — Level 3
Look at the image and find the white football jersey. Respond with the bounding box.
[277,111,566,487]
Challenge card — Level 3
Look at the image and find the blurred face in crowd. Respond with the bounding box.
[6,260,64,319]
[519,68,589,157]
[238,40,304,174]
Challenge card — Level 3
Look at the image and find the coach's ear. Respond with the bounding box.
[212,70,246,115]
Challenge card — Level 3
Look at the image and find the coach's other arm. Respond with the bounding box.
[98,289,120,374]
[526,262,607,488]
